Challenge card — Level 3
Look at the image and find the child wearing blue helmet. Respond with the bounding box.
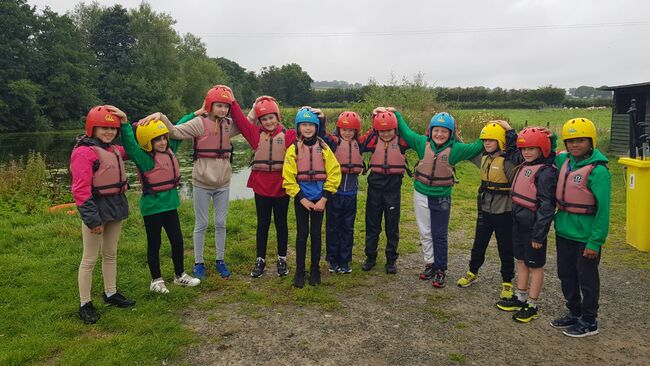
[282,108,341,288]
[390,108,485,288]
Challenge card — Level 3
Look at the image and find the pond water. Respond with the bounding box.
[0,131,255,201]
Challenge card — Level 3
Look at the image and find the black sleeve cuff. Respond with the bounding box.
[323,191,333,200]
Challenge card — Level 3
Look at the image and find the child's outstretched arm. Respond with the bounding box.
[230,101,260,149]
[394,110,426,152]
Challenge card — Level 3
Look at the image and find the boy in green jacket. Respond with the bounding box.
[391,108,484,288]
[122,116,200,293]
[550,118,611,337]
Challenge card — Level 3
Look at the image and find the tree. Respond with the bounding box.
[258,63,313,106]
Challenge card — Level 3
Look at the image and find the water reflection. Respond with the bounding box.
[0,131,255,201]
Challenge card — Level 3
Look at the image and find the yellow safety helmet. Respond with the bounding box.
[136,120,169,152]
[561,118,597,148]
[479,121,507,150]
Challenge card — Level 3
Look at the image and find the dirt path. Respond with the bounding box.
[179,248,650,366]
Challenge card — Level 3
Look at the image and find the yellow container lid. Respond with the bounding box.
[618,157,650,168]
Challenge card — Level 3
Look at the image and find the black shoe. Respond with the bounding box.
[79,302,99,324]
[550,313,580,329]
[513,304,540,323]
[309,267,321,286]
[328,261,338,273]
[385,261,397,274]
[361,257,376,271]
[419,263,434,280]
[293,271,306,288]
[562,319,599,337]
[251,257,266,278]
[496,296,526,312]
[103,292,135,308]
[276,258,289,277]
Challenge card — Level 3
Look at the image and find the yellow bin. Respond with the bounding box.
[618,157,650,252]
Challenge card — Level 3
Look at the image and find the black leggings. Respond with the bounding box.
[294,198,324,272]
[255,194,289,259]
[143,209,185,279]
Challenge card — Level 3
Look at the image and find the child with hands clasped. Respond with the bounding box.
[71,105,135,324]
[282,108,341,288]
[496,126,557,323]
[391,108,485,288]
[123,115,200,293]
[550,118,610,337]
[157,85,240,280]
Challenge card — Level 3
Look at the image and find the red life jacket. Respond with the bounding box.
[252,130,286,172]
[193,117,232,159]
[91,145,127,196]
[295,138,327,182]
[139,149,181,195]
[368,136,406,175]
[414,145,454,186]
[335,139,363,174]
[510,163,544,211]
[556,160,598,215]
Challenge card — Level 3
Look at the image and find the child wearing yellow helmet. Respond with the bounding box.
[457,120,518,301]
[122,116,200,294]
[550,118,610,337]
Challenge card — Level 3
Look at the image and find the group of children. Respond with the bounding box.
[70,86,609,338]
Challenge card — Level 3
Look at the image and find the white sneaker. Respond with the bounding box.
[150,279,169,294]
[174,273,200,287]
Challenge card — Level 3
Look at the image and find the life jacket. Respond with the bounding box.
[510,163,545,211]
[139,149,181,195]
[252,130,286,172]
[555,160,600,215]
[295,138,328,182]
[335,138,363,175]
[193,117,232,160]
[414,145,454,186]
[368,136,406,175]
[479,153,510,194]
[91,145,127,196]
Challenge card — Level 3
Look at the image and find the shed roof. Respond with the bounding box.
[598,82,650,91]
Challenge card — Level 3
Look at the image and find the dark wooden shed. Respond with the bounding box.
[599,82,650,155]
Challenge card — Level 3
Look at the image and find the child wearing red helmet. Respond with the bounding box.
[156,85,240,280]
[358,110,411,274]
[71,105,135,324]
[496,126,557,323]
[229,96,297,278]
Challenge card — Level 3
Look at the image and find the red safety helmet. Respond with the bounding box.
[516,127,551,158]
[254,96,281,122]
[204,85,234,113]
[85,105,121,137]
[336,111,361,133]
[372,111,397,131]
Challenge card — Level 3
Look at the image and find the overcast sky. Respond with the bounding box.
[27,0,650,89]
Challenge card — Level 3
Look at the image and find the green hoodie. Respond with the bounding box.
[396,111,484,197]
[120,115,193,217]
[553,149,611,251]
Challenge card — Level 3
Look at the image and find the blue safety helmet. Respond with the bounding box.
[428,112,455,137]
[294,108,320,130]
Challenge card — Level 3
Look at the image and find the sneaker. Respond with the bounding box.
[419,263,435,280]
[563,319,599,338]
[513,304,539,323]
[309,267,321,286]
[174,273,201,287]
[328,261,339,273]
[293,271,306,288]
[79,302,99,324]
[385,261,397,274]
[150,279,170,294]
[103,292,136,308]
[500,282,514,300]
[457,271,478,287]
[215,260,231,279]
[432,270,446,288]
[192,263,206,280]
[277,258,289,277]
[496,296,526,312]
[550,313,580,329]
[339,264,352,274]
[250,257,266,278]
[361,257,376,271]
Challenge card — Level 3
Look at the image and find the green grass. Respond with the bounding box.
[2,107,647,365]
